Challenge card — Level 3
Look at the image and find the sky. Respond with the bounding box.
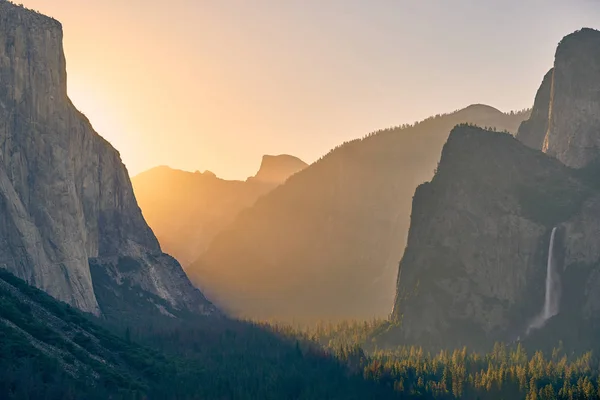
[20,0,600,180]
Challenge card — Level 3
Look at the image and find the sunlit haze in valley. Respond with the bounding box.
[20,0,600,180]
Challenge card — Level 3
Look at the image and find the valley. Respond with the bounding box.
[2,1,600,399]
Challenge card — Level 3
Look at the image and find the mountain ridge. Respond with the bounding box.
[188,105,530,321]
[132,154,307,266]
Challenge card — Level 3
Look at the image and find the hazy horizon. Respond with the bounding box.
[20,0,600,180]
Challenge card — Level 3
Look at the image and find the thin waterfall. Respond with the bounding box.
[526,226,560,335]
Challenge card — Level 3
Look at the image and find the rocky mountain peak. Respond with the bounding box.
[249,154,308,184]
[518,28,600,168]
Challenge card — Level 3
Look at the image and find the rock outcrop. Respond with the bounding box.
[516,69,553,150]
[248,154,308,184]
[187,105,529,322]
[0,1,215,317]
[518,29,600,168]
[389,125,597,350]
[389,29,600,352]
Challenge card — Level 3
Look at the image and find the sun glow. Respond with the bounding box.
[19,0,600,180]
[67,77,128,153]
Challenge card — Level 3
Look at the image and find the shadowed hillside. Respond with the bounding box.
[132,155,306,266]
[385,28,600,353]
[0,267,406,399]
[388,124,596,352]
[188,105,530,321]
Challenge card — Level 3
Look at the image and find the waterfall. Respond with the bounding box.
[526,227,560,335]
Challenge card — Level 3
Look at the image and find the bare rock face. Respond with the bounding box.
[516,68,553,150]
[0,2,215,317]
[518,29,600,167]
[388,29,600,352]
[389,125,600,351]
[248,154,308,185]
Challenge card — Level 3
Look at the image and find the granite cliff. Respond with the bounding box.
[0,2,215,317]
[519,29,600,167]
[389,29,600,352]
[247,154,308,184]
[389,125,598,350]
[516,68,553,150]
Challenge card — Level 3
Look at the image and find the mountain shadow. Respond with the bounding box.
[132,155,307,266]
[0,268,401,399]
[187,105,529,322]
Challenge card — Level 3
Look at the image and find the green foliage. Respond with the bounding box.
[3,267,599,399]
[288,320,600,400]
[360,344,599,399]
[0,269,398,399]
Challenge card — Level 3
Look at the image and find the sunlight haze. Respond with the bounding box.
[20,0,600,179]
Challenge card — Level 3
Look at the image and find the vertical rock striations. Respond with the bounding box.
[0,1,215,317]
[389,125,600,351]
[516,69,553,150]
[518,28,600,168]
[391,29,600,351]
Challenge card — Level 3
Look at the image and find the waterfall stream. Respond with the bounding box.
[526,226,560,335]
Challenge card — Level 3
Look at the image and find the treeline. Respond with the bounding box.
[310,106,531,168]
[270,320,600,400]
[0,269,399,399]
[4,1,46,17]
[361,344,599,399]
[4,264,599,400]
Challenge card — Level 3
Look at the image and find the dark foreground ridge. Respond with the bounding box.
[0,268,404,399]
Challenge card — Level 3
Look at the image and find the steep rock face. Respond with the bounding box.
[248,154,308,184]
[518,29,600,167]
[132,165,285,265]
[390,125,600,351]
[391,29,600,351]
[0,2,215,317]
[516,69,553,149]
[188,106,529,321]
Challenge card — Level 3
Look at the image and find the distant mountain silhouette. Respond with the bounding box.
[132,155,307,266]
[249,154,308,184]
[187,105,530,321]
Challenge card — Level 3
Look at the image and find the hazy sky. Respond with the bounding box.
[20,0,600,180]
